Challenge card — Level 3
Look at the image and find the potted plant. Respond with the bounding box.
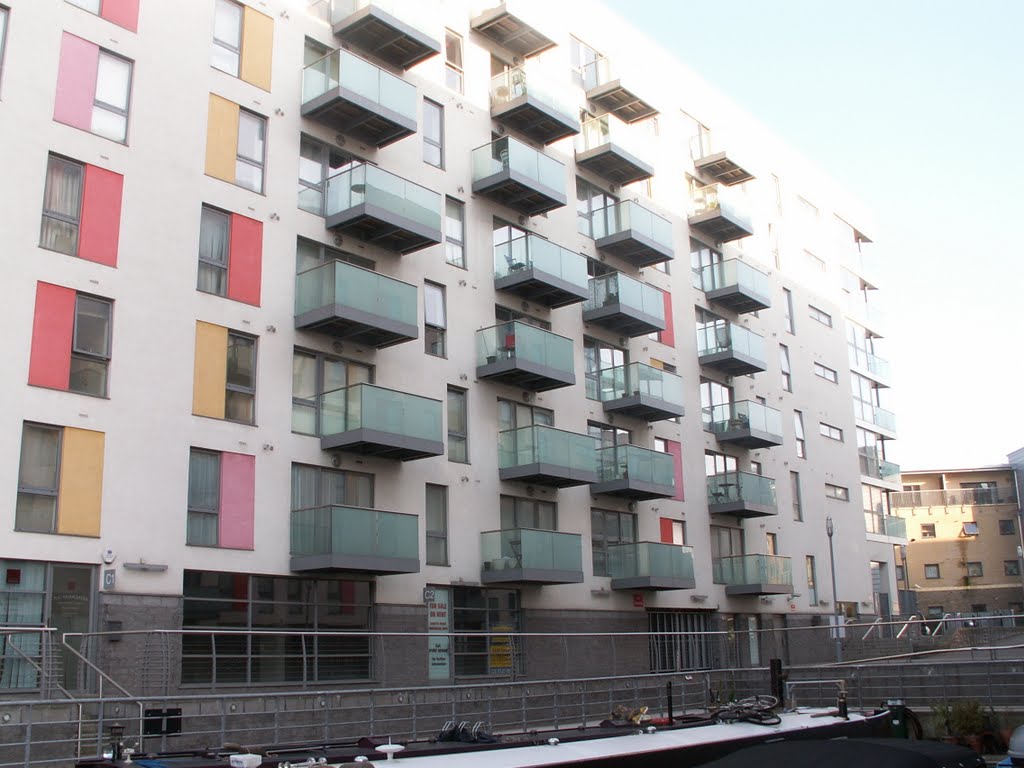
[949,699,985,752]
[929,700,954,742]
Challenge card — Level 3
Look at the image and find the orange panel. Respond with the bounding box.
[240,7,274,91]
[192,321,228,418]
[205,94,239,183]
[57,428,105,537]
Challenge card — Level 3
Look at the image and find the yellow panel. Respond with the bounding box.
[193,321,228,419]
[57,428,104,537]
[205,94,239,183]
[649,358,665,370]
[240,7,274,91]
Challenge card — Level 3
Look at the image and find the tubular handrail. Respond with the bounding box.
[4,631,73,699]
[60,634,135,700]
[861,617,883,641]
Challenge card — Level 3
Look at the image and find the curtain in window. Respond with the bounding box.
[41,158,83,254]
[198,208,229,294]
[188,451,220,511]
[424,284,446,327]
[0,562,47,688]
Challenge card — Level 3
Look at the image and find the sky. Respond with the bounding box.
[602,0,1024,470]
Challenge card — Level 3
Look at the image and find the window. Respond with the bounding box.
[451,586,521,676]
[569,36,599,89]
[576,177,616,238]
[298,135,354,215]
[765,533,778,555]
[424,282,446,356]
[444,29,463,92]
[809,305,833,327]
[793,411,805,458]
[584,337,626,400]
[498,399,553,431]
[39,154,123,265]
[591,508,636,576]
[445,198,465,268]
[699,378,732,430]
[296,237,374,272]
[0,6,7,89]
[40,155,83,257]
[780,344,792,392]
[495,304,550,330]
[783,288,794,334]
[805,250,826,273]
[30,283,113,397]
[750,460,763,476]
[895,564,905,582]
[292,350,371,435]
[710,524,743,558]
[423,99,444,168]
[501,496,556,530]
[924,563,940,579]
[966,561,983,578]
[791,471,803,521]
[54,34,133,142]
[920,523,936,539]
[588,422,630,448]
[225,332,256,424]
[814,363,838,383]
[806,555,818,605]
[825,484,849,501]
[211,0,242,75]
[1000,519,1017,535]
[291,463,373,510]
[1006,560,1021,577]
[197,206,229,295]
[447,387,467,462]
[187,450,220,546]
[67,0,139,31]
[70,294,112,397]
[16,424,61,533]
[962,521,979,536]
[195,204,265,305]
[236,109,266,193]
[210,0,272,88]
[425,485,449,566]
[819,423,843,441]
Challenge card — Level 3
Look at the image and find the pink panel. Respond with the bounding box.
[659,517,674,544]
[226,215,263,307]
[664,439,684,501]
[101,0,140,32]
[53,33,99,131]
[660,289,675,347]
[79,165,124,267]
[28,283,76,390]
[219,452,255,550]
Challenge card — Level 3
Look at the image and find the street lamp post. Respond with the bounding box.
[826,516,843,663]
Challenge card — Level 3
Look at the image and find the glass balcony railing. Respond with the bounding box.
[490,63,577,120]
[481,528,583,576]
[597,363,684,410]
[863,512,907,539]
[325,163,442,236]
[696,322,766,361]
[698,259,770,300]
[703,401,782,438]
[471,135,565,193]
[856,403,896,433]
[849,345,891,381]
[858,451,900,482]
[584,273,664,320]
[476,321,574,374]
[608,542,695,583]
[493,234,587,288]
[712,554,792,588]
[688,183,753,239]
[707,471,777,509]
[577,114,649,161]
[295,260,417,329]
[319,383,442,444]
[892,486,1016,509]
[498,425,596,475]
[595,445,675,489]
[290,505,418,563]
[590,201,673,252]
[302,48,416,122]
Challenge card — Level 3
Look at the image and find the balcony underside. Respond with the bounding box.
[332,6,441,70]
[576,144,654,186]
[590,478,674,501]
[301,89,416,149]
[499,463,596,488]
[698,350,766,376]
[688,209,753,243]
[493,99,579,146]
[481,566,583,585]
[470,6,556,58]
[321,429,444,461]
[586,81,657,123]
[724,582,793,597]
[473,169,567,216]
[583,301,664,338]
[476,358,575,393]
[611,575,695,591]
[708,499,777,519]
[706,284,771,314]
[290,552,420,575]
[594,230,672,269]
[694,152,755,186]
[495,268,588,309]
[713,426,783,449]
[325,203,441,255]
[602,394,684,422]
[295,305,418,349]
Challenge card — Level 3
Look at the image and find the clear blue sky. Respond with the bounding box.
[604,0,1024,469]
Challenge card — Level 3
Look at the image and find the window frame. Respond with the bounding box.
[824,483,849,501]
[40,154,84,257]
[444,29,463,93]
[446,386,468,463]
[444,197,466,268]
[924,563,940,580]
[70,293,113,397]
[782,288,794,334]
[920,523,936,539]
[424,281,447,357]
[999,518,1016,535]
[235,108,267,193]
[791,471,803,521]
[298,134,355,216]
[291,348,372,437]
[808,305,833,327]
[813,362,838,383]
[423,98,444,168]
[15,423,62,534]
[779,344,792,392]
[591,507,637,577]
[211,0,243,77]
[805,555,817,605]
[819,422,844,442]
[425,484,449,566]
[793,410,806,458]
[225,331,257,425]
[0,5,9,95]
[186,448,221,547]
[198,204,231,296]
[92,48,133,143]
[965,561,983,578]
[1005,560,1021,577]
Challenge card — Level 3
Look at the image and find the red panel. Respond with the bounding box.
[101,0,140,32]
[79,165,123,267]
[28,283,76,390]
[659,517,674,544]
[219,452,255,550]
[660,289,675,347]
[664,439,684,501]
[53,33,99,131]
[227,214,263,306]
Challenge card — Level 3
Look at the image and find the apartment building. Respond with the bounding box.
[0,0,902,692]
[892,467,1023,617]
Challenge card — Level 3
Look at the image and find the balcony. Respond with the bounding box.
[691,133,755,186]
[490,65,579,146]
[892,486,1017,510]
[591,201,674,268]
[713,554,792,596]
[591,445,675,500]
[324,164,442,254]
[597,363,685,422]
[688,184,753,243]
[697,322,767,375]
[319,383,443,461]
[575,115,654,186]
[609,542,695,591]
[703,401,783,449]
[859,451,901,483]
[582,273,665,337]
[864,512,907,540]
[582,58,657,123]
[698,259,771,314]
[498,425,597,488]
[476,321,575,392]
[301,49,417,148]
[294,261,417,348]
[855,404,897,437]
[470,1,556,58]
[849,345,891,386]
[331,0,440,70]
[472,136,567,216]
[707,471,777,518]
[290,505,419,574]
[480,529,583,585]
[494,234,588,309]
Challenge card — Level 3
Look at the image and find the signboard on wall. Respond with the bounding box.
[426,587,450,680]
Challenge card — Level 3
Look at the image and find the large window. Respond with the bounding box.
[806,556,818,605]
[292,349,371,435]
[497,399,553,432]
[423,98,444,168]
[291,463,373,510]
[584,337,626,400]
[447,387,467,462]
[791,471,803,521]
[779,345,792,392]
[0,6,8,90]
[211,0,242,75]
[591,508,636,576]
[235,109,266,193]
[15,425,61,533]
[451,587,521,676]
[500,495,556,530]
[444,29,463,92]
[70,294,112,397]
[187,450,220,546]
[225,332,256,424]
[40,155,84,256]
[576,177,616,238]
[444,197,465,268]
[425,485,449,566]
[793,410,806,458]
[298,135,354,215]
[198,206,230,295]
[424,282,447,357]
[94,49,133,142]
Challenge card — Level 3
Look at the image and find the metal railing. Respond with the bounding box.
[892,486,1017,509]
